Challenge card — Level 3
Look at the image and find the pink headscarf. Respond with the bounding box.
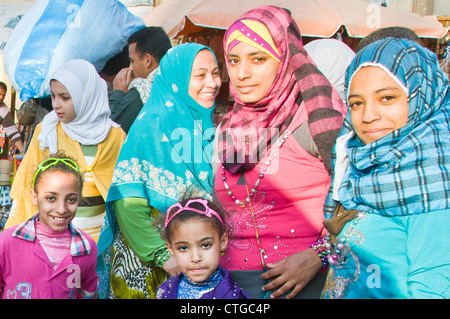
[218,6,346,174]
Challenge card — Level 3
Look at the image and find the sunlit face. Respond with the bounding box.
[188,49,221,109]
[50,80,76,123]
[167,219,227,283]
[227,42,280,104]
[129,42,151,79]
[31,171,80,232]
[348,66,409,144]
[0,88,6,104]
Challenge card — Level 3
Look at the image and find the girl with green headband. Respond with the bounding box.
[0,153,99,299]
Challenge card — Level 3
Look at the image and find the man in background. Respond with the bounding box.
[109,27,172,133]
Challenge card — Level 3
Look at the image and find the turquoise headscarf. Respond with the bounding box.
[97,42,217,260]
[109,42,216,206]
[324,38,450,218]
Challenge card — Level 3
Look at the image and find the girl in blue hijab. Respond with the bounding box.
[97,43,221,298]
[321,38,450,299]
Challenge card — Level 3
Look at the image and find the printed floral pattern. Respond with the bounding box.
[112,158,210,200]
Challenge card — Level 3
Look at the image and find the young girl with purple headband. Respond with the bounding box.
[155,198,249,299]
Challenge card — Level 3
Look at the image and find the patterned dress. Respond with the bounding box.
[97,43,219,298]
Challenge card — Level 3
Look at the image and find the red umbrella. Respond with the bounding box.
[143,0,447,39]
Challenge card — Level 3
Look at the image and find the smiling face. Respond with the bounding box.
[50,80,76,123]
[348,66,409,144]
[166,219,227,283]
[188,49,221,109]
[31,171,80,232]
[227,41,280,104]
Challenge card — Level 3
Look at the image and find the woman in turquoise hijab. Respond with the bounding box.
[97,43,221,298]
[321,38,450,299]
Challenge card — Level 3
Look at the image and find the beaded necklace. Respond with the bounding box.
[220,129,292,207]
[220,129,292,299]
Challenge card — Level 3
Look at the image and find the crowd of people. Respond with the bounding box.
[0,5,448,299]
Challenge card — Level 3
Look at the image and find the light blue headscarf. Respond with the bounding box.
[324,38,450,218]
[97,42,217,265]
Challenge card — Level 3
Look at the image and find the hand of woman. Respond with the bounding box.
[261,248,322,299]
[162,256,179,277]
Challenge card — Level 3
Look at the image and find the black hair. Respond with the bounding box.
[0,81,7,91]
[155,197,227,244]
[127,26,172,63]
[33,151,84,195]
[100,46,130,76]
[356,26,421,52]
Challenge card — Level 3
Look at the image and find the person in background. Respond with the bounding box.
[98,42,222,299]
[0,153,98,299]
[16,98,50,153]
[0,82,24,154]
[356,26,421,52]
[0,82,25,229]
[213,5,346,299]
[440,43,450,80]
[322,38,450,299]
[99,46,130,96]
[109,26,172,133]
[155,198,249,299]
[305,39,355,102]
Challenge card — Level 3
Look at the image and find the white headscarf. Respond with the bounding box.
[305,39,355,101]
[38,59,119,153]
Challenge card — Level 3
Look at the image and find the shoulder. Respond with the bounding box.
[156,274,181,299]
[214,267,250,299]
[0,103,9,116]
[0,226,18,242]
[0,226,27,253]
[110,88,142,104]
[104,125,126,143]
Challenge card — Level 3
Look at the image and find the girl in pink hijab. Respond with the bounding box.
[213,6,346,299]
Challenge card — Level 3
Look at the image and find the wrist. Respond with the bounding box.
[309,236,332,270]
[154,247,172,268]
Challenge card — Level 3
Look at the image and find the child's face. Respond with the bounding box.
[50,80,76,123]
[31,171,80,231]
[348,66,409,145]
[167,220,228,283]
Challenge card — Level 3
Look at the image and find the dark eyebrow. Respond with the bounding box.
[348,86,402,100]
[174,241,189,246]
[375,87,402,94]
[174,236,215,246]
[227,50,268,58]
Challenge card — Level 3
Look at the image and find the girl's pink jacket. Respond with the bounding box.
[0,214,98,299]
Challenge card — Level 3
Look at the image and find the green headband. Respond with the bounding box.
[33,158,80,188]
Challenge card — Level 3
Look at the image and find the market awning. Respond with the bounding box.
[143,0,447,39]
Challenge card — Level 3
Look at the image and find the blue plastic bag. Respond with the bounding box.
[3,0,145,101]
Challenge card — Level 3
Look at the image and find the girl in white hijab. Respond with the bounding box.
[38,59,119,153]
[7,59,125,253]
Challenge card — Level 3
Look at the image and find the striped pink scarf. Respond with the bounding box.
[218,6,346,174]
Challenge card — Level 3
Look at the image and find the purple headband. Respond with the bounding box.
[165,199,224,228]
